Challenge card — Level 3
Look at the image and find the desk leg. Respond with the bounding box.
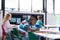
[46,38,49,40]
[37,35,41,40]
[40,36,46,40]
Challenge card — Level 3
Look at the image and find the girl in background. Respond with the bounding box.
[2,13,15,40]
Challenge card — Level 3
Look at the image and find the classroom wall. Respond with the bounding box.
[47,13,57,25]
[0,10,3,37]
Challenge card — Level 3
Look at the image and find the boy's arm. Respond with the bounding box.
[26,26,39,32]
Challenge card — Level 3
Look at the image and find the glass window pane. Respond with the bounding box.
[47,0,53,13]
[56,15,60,25]
[32,0,43,12]
[20,0,31,12]
[0,0,1,9]
[55,0,60,14]
[5,0,18,11]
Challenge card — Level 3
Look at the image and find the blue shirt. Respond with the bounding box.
[19,20,28,31]
[36,20,42,28]
[27,20,42,29]
[19,20,42,31]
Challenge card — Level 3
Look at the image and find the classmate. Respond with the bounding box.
[19,15,42,32]
[26,15,42,32]
[27,15,45,40]
[19,15,43,40]
[2,13,15,40]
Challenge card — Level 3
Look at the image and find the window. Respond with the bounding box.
[56,15,60,25]
[20,0,43,12]
[47,0,53,13]
[32,0,43,12]
[20,0,31,12]
[5,0,43,12]
[55,0,60,14]
[5,0,18,11]
[0,0,1,9]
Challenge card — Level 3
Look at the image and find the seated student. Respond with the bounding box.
[19,15,45,40]
[19,15,43,40]
[19,15,42,32]
[26,15,42,32]
[26,15,45,40]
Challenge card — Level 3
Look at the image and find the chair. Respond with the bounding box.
[13,28,22,40]
[28,32,38,40]
[2,25,6,40]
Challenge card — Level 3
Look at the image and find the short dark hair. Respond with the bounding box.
[31,15,38,20]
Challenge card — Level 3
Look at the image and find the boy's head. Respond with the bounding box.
[29,15,38,25]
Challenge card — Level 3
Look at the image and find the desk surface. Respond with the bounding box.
[34,30,60,39]
[17,25,60,39]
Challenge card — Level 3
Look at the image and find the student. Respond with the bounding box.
[2,13,15,40]
[26,15,42,32]
[19,15,43,40]
[19,15,42,32]
[27,15,45,40]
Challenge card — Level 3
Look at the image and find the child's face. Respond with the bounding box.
[29,16,37,25]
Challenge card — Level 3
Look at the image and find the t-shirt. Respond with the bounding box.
[36,20,42,28]
[19,20,42,31]
[3,20,11,33]
[28,20,42,29]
